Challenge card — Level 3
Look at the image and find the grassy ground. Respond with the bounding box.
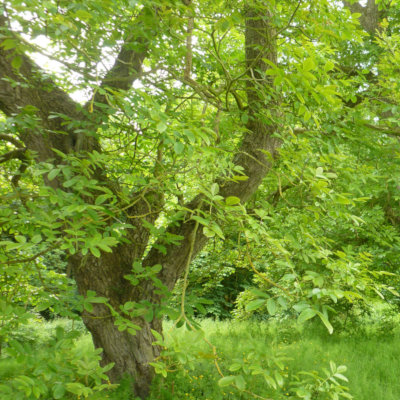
[143,319,400,400]
[2,317,400,399]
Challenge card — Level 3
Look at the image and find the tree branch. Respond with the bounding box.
[0,133,24,148]
[362,122,400,137]
[90,6,159,112]
[0,14,85,160]
[0,147,26,163]
[142,4,280,293]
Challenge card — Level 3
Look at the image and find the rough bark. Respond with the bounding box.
[69,248,162,398]
[1,3,280,399]
[1,9,162,398]
[343,0,381,34]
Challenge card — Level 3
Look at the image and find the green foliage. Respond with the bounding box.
[0,323,116,399]
[2,0,400,399]
[170,241,253,318]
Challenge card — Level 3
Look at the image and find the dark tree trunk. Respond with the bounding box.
[69,248,164,399]
[85,306,161,398]
[83,305,161,399]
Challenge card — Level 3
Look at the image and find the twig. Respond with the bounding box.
[4,242,60,265]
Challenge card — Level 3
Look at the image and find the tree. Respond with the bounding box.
[1,0,399,398]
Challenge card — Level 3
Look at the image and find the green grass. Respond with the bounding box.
[3,317,400,399]
[146,319,400,400]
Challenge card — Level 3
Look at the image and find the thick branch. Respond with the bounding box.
[0,133,24,148]
[0,15,85,160]
[90,6,158,111]
[0,147,26,163]
[143,5,280,293]
[343,0,381,34]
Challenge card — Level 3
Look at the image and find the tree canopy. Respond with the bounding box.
[1,0,400,398]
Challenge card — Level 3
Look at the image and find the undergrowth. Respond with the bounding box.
[1,316,400,399]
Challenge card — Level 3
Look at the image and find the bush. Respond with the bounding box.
[0,325,116,399]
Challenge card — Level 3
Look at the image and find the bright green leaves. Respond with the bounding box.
[82,235,118,258]
[0,38,18,51]
[298,307,317,324]
[11,55,23,70]
[266,298,277,316]
[225,196,241,206]
[80,290,108,313]
[317,310,334,334]
[302,57,316,72]
[244,292,279,317]
[245,299,266,312]
[218,374,246,391]
[292,361,351,400]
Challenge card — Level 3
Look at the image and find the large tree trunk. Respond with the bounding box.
[69,244,163,399]
[84,304,161,399]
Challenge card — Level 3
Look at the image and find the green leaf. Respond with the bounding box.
[241,113,249,124]
[48,168,61,181]
[15,235,26,243]
[337,365,347,373]
[11,55,23,70]
[245,299,266,312]
[232,175,249,181]
[209,222,225,239]
[298,308,317,324]
[228,363,242,372]
[192,215,210,226]
[95,194,112,205]
[324,60,335,72]
[1,38,18,50]
[63,178,77,188]
[315,167,324,178]
[210,183,219,196]
[83,301,93,312]
[225,196,240,205]
[335,373,349,382]
[317,311,333,334]
[235,375,246,391]
[203,227,215,238]
[89,246,101,257]
[266,298,277,316]
[52,384,66,399]
[74,9,93,21]
[303,57,316,71]
[218,376,236,387]
[174,142,184,154]
[65,382,87,396]
[156,121,167,133]
[31,234,42,244]
[274,371,284,387]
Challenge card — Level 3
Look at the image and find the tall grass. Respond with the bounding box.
[146,318,400,399]
[2,317,400,399]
